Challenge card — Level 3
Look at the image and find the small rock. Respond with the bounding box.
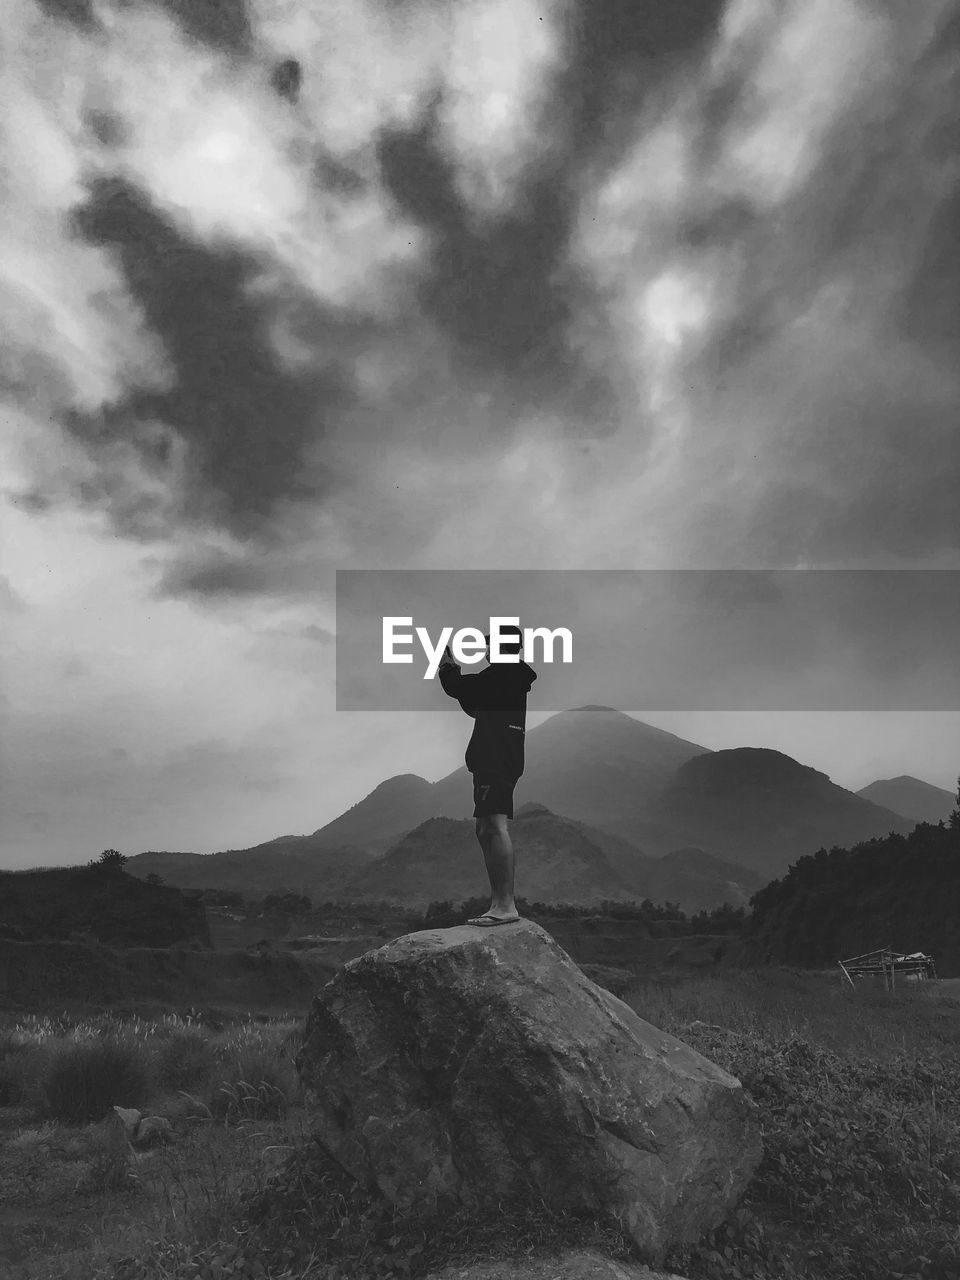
[135,1115,174,1148]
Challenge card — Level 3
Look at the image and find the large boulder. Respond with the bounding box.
[295,919,761,1265]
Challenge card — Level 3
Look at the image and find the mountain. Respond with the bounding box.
[856,776,956,826]
[299,774,439,852]
[520,807,763,912]
[334,807,645,909]
[128,781,445,899]
[333,803,758,913]
[125,707,920,909]
[297,706,711,854]
[641,847,766,914]
[430,705,711,835]
[635,748,915,878]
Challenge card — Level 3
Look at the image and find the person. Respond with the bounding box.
[438,625,537,926]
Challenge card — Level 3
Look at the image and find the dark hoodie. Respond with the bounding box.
[439,658,537,778]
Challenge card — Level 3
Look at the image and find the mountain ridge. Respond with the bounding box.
[856,775,956,826]
[126,707,922,903]
[634,747,913,876]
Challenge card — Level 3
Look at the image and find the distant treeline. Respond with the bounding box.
[422,896,747,932]
[741,821,960,975]
[190,887,748,933]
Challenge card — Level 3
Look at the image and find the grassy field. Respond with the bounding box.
[1,967,959,1280]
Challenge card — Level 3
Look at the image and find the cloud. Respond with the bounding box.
[0,574,28,614]
[3,0,958,871]
[157,737,290,792]
[437,0,572,215]
[564,0,960,569]
[0,11,174,418]
[2,0,957,604]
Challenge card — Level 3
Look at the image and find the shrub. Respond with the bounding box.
[38,1036,149,1123]
[0,1037,51,1109]
[154,1026,214,1092]
[0,1035,30,1105]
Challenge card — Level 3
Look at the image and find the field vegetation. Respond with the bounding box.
[2,962,959,1280]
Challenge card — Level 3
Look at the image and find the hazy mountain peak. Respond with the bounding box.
[305,772,437,846]
[534,705,709,741]
[641,746,914,875]
[368,774,434,795]
[515,801,555,819]
[857,775,956,825]
[551,705,638,719]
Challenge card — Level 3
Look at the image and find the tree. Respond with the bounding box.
[88,848,128,872]
[950,775,960,830]
[145,872,165,886]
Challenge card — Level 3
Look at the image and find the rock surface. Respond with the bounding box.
[112,1106,175,1148]
[295,919,761,1265]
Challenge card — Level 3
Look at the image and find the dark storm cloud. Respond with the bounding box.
[899,7,960,356]
[36,0,251,49]
[67,177,351,539]
[154,549,286,598]
[374,0,726,427]
[565,0,727,155]
[899,188,960,356]
[378,109,583,416]
[9,0,958,590]
[156,0,252,54]
[35,0,97,29]
[627,1,960,569]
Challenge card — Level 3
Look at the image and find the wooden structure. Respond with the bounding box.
[838,946,937,990]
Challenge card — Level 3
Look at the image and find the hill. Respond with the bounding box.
[0,864,210,948]
[128,708,727,902]
[127,842,376,900]
[635,748,914,879]
[292,706,711,855]
[333,807,645,909]
[296,773,439,852]
[857,775,956,825]
[330,802,762,913]
[124,708,924,908]
[428,705,712,837]
[641,847,765,914]
[513,804,763,912]
[738,822,960,976]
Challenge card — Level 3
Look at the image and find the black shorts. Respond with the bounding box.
[472,774,519,819]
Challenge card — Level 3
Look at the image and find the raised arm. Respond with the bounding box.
[438,646,481,716]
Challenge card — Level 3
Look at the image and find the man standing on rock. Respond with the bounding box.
[438,624,537,927]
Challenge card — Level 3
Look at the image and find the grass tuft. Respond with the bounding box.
[38,1037,150,1125]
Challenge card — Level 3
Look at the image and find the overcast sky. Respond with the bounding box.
[2,0,958,870]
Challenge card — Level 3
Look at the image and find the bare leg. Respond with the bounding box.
[475,815,518,918]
